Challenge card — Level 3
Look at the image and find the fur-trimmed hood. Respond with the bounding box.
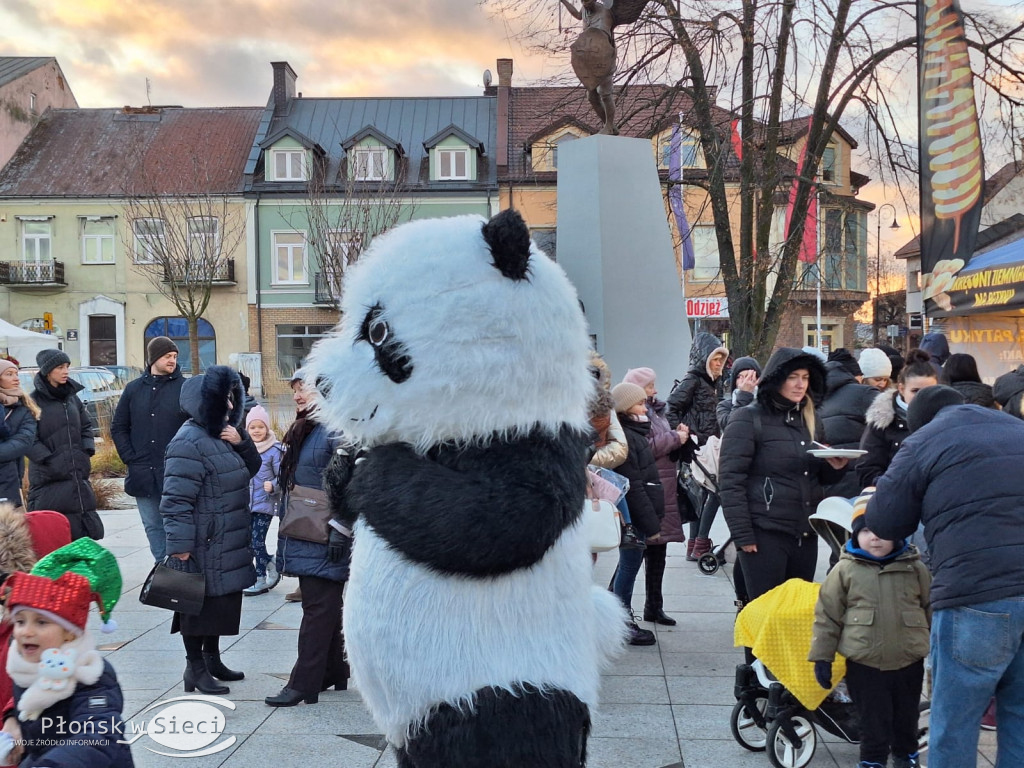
[865,389,901,430]
[179,366,245,436]
[0,503,37,575]
[756,347,827,407]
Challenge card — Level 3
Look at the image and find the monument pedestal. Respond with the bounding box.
[556,135,692,382]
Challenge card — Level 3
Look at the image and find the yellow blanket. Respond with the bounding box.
[734,578,847,710]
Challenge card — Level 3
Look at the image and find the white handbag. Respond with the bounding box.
[583,480,622,553]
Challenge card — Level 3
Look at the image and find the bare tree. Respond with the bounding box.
[122,139,246,372]
[488,0,1024,359]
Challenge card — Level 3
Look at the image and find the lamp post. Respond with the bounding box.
[873,203,900,345]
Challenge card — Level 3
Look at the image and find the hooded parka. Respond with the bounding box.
[0,399,36,506]
[161,366,260,597]
[818,361,878,498]
[666,332,728,442]
[27,374,99,540]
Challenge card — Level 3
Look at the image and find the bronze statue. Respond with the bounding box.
[560,0,650,135]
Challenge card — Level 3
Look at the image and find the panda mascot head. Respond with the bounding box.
[307,210,626,768]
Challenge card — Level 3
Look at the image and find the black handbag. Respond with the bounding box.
[139,557,206,616]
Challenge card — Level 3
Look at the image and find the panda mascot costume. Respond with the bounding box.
[306,209,627,768]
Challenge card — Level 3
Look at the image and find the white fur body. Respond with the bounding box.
[344,518,628,747]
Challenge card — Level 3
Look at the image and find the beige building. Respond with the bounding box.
[0,107,260,371]
[0,58,77,171]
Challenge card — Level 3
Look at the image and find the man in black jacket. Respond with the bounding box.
[866,386,1024,768]
[110,336,187,561]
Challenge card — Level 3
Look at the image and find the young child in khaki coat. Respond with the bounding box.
[808,492,931,768]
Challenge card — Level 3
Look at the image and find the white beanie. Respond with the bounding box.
[858,348,893,379]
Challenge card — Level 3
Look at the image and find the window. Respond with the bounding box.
[820,146,839,184]
[437,148,469,180]
[353,147,387,181]
[273,231,307,284]
[272,149,306,181]
[144,317,216,373]
[803,317,843,354]
[187,217,220,260]
[276,324,333,379]
[690,224,720,281]
[22,220,52,262]
[657,132,702,170]
[133,218,165,264]
[81,218,115,264]
[29,93,37,114]
[326,230,361,266]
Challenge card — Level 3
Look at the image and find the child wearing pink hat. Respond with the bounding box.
[243,405,283,596]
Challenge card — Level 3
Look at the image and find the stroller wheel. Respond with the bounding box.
[730,695,768,751]
[767,714,816,768]
[697,552,720,575]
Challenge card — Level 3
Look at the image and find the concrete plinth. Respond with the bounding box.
[556,135,691,383]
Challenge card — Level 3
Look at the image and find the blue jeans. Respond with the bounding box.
[930,597,1024,768]
[612,547,645,614]
[135,495,166,561]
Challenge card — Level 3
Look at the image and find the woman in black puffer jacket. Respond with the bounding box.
[27,349,100,540]
[719,348,847,603]
[0,359,38,509]
[162,366,261,696]
[610,383,665,646]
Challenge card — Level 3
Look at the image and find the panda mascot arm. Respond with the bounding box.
[308,210,627,768]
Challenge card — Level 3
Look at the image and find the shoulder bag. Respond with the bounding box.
[583,478,622,553]
[278,484,331,544]
[139,557,205,616]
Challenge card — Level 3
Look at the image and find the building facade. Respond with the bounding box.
[0,57,78,171]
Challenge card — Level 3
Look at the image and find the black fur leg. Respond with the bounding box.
[398,684,590,768]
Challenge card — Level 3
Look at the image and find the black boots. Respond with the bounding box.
[643,545,677,626]
[203,652,244,681]
[265,687,319,707]
[184,659,229,695]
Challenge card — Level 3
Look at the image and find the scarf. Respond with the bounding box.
[36,376,77,402]
[6,631,104,721]
[0,386,22,407]
[278,409,318,490]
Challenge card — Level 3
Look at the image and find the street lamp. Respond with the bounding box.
[873,203,900,345]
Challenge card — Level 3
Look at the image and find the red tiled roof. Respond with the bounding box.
[0,107,262,197]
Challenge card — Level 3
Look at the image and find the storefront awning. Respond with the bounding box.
[944,235,1024,316]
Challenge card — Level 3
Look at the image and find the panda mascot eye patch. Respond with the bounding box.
[358,303,413,384]
[307,209,628,768]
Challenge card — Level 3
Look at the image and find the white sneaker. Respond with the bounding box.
[266,561,281,590]
[243,576,269,596]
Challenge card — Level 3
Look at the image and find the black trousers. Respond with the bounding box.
[735,528,818,601]
[288,575,347,694]
[643,543,667,611]
[844,658,924,765]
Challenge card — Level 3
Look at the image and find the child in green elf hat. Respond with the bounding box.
[0,538,134,767]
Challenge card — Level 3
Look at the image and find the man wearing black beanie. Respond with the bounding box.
[865,386,1024,765]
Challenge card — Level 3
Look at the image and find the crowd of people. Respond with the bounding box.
[2,329,1023,767]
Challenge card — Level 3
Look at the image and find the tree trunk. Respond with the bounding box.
[188,315,201,374]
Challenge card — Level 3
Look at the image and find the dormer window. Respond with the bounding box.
[820,145,839,185]
[353,147,387,181]
[438,148,469,180]
[272,149,306,182]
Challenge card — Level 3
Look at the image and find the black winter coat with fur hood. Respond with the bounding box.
[161,366,260,597]
[719,349,844,548]
[856,390,908,489]
[667,332,727,443]
[0,401,36,506]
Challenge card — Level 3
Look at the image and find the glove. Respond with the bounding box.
[814,660,833,690]
[327,524,352,564]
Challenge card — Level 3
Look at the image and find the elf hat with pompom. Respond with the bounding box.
[4,539,121,635]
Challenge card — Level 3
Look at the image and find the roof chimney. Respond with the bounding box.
[271,61,297,117]
[496,59,513,169]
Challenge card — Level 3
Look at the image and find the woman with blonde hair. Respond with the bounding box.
[719,348,848,604]
[0,359,39,509]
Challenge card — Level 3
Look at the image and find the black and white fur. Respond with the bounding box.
[307,210,626,768]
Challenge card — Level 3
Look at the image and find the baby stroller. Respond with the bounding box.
[728,497,931,768]
[685,448,732,576]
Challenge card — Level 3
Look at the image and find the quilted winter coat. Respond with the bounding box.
[161,366,260,597]
[666,332,728,443]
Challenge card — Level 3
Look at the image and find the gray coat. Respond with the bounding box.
[161,366,260,597]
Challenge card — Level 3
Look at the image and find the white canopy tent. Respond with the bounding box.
[0,317,60,366]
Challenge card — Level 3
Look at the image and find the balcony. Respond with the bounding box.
[313,272,338,306]
[0,260,67,288]
[163,259,236,286]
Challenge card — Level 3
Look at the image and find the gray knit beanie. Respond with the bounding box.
[36,348,71,376]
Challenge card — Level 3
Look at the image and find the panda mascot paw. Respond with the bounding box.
[308,209,628,768]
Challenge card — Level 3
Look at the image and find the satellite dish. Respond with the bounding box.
[483,69,493,88]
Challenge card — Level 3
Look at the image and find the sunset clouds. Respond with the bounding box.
[0,0,551,106]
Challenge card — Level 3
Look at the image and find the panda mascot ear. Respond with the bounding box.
[482,209,532,281]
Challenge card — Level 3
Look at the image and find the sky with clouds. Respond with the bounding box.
[0,0,555,107]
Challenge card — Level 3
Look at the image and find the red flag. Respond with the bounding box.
[784,117,818,264]
[730,119,743,161]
